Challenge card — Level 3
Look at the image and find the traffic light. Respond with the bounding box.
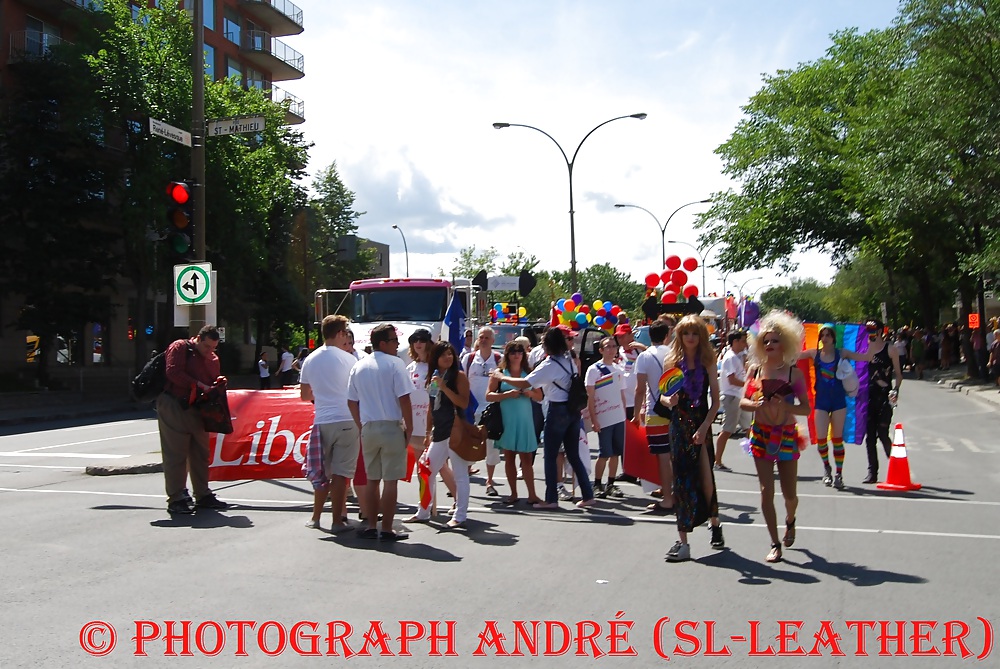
[166,180,194,262]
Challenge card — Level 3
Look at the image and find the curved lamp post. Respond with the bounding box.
[493,113,648,291]
[614,199,711,272]
[738,276,763,301]
[391,224,409,278]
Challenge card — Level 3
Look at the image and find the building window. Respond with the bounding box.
[24,16,61,57]
[204,0,215,31]
[226,57,241,82]
[204,43,215,79]
[223,8,240,45]
[246,67,265,89]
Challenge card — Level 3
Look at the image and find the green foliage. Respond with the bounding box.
[758,279,833,323]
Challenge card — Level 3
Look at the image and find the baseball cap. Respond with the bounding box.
[408,328,432,345]
[614,324,632,337]
[556,324,578,338]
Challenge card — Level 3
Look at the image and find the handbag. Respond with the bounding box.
[479,402,505,440]
[450,413,487,462]
[836,357,859,398]
[192,379,234,434]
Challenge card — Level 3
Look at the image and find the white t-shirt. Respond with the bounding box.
[406,360,430,437]
[463,349,500,408]
[258,358,270,378]
[299,345,358,424]
[585,360,626,427]
[617,346,641,408]
[346,351,411,425]
[279,350,294,373]
[528,346,546,368]
[524,353,575,402]
[635,344,670,413]
[719,348,747,397]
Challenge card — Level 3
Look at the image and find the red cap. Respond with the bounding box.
[556,324,578,337]
[614,324,632,337]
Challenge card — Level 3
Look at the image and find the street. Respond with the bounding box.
[1,379,998,667]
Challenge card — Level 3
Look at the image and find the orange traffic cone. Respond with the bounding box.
[877,423,921,491]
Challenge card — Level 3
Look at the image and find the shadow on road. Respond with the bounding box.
[320,532,462,562]
[698,549,821,585]
[784,548,928,586]
[148,510,255,529]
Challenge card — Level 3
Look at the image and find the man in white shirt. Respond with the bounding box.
[347,324,413,541]
[462,326,503,495]
[300,315,359,532]
[632,318,675,513]
[586,337,628,498]
[278,346,295,387]
[715,330,749,471]
[257,351,271,390]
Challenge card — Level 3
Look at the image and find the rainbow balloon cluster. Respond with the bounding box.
[491,302,528,323]
[644,256,701,304]
[551,292,628,332]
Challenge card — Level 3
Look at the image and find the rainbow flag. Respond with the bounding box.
[595,374,614,389]
[798,322,870,445]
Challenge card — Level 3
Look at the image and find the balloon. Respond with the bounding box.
[592,300,602,311]
[671,270,688,286]
[683,257,699,272]
[490,309,497,318]
[644,273,659,289]
[661,291,678,304]
[571,321,581,330]
[603,301,612,312]
[579,304,590,314]
[683,285,699,299]
[610,305,621,316]
[665,255,682,271]
[494,303,502,312]
[597,308,607,317]
[564,299,577,311]
[557,299,566,310]
[572,292,583,304]
[518,306,527,318]
[660,270,673,285]
[607,314,618,325]
[594,316,606,326]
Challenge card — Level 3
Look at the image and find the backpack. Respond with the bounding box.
[553,356,588,414]
[464,350,501,376]
[131,341,193,402]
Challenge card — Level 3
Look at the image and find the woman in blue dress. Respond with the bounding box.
[486,340,543,505]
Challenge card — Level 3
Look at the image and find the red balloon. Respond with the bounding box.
[683,285,700,298]
[683,257,699,272]
[610,305,621,316]
[645,272,660,289]
[665,255,682,271]
[579,304,590,314]
[660,270,672,285]
[671,270,688,286]
[661,291,678,304]
[597,308,607,317]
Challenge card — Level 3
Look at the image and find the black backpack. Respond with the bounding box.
[132,341,194,402]
[553,356,588,414]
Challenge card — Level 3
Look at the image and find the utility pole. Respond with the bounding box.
[188,0,207,335]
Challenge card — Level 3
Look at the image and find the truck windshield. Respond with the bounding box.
[353,287,449,323]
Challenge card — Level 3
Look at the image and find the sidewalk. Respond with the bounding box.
[924,367,1000,409]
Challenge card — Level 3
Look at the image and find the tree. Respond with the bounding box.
[758,279,833,323]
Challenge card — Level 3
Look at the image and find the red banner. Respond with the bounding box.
[622,420,661,485]
[209,389,315,481]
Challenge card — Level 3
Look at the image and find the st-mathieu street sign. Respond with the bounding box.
[174,263,213,306]
[207,115,266,137]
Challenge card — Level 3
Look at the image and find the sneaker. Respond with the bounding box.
[861,471,878,484]
[615,473,639,485]
[822,464,833,487]
[607,484,625,499]
[714,463,732,472]
[666,541,691,562]
[304,519,322,530]
[557,484,574,502]
[710,524,725,549]
[167,496,195,515]
[833,474,844,490]
[195,493,229,510]
[594,482,607,498]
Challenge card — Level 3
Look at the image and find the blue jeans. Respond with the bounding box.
[543,402,594,503]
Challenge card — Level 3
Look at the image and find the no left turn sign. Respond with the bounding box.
[174,263,213,305]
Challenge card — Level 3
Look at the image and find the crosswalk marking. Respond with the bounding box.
[960,438,983,453]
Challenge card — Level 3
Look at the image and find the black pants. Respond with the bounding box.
[259,376,271,390]
[865,385,893,474]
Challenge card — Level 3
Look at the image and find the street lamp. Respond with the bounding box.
[665,238,722,296]
[738,276,763,301]
[614,199,711,272]
[752,284,777,300]
[391,224,409,277]
[493,113,648,291]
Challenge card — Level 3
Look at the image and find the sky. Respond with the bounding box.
[280,1,903,299]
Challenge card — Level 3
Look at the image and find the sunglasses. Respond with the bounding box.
[509,347,525,353]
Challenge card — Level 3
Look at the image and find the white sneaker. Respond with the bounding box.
[666,541,691,562]
[304,519,321,530]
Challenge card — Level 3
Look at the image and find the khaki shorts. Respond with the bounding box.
[720,394,749,433]
[361,420,407,481]
[319,421,361,479]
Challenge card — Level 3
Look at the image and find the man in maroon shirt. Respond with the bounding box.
[157,325,228,515]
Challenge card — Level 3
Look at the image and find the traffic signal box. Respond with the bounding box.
[166,181,194,262]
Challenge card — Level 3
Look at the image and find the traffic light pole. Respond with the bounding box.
[189,0,207,336]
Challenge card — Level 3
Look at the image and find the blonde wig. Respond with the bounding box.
[665,315,717,370]
[748,310,805,368]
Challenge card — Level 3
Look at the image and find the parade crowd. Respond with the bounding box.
[155,310,993,564]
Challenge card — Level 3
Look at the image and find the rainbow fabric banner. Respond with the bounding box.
[797,322,870,446]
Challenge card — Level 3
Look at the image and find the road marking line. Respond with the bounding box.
[6,432,159,453]
[0,453,128,459]
[961,438,984,453]
[0,464,85,470]
[713,521,1000,541]
[930,437,953,452]
[716,487,1000,507]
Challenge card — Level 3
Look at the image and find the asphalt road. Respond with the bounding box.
[1,380,998,668]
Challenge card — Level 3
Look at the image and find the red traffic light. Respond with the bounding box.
[166,181,190,205]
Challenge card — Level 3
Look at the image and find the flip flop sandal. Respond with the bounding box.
[766,543,782,563]
[485,485,499,497]
[783,518,796,548]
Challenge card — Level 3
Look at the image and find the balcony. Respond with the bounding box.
[238,0,303,37]
[237,30,303,81]
[9,30,71,63]
[269,84,304,125]
[15,0,99,16]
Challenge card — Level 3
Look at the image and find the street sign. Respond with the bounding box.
[969,313,981,329]
[150,118,192,147]
[174,271,217,326]
[174,263,213,305]
[487,275,520,291]
[207,115,265,137]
